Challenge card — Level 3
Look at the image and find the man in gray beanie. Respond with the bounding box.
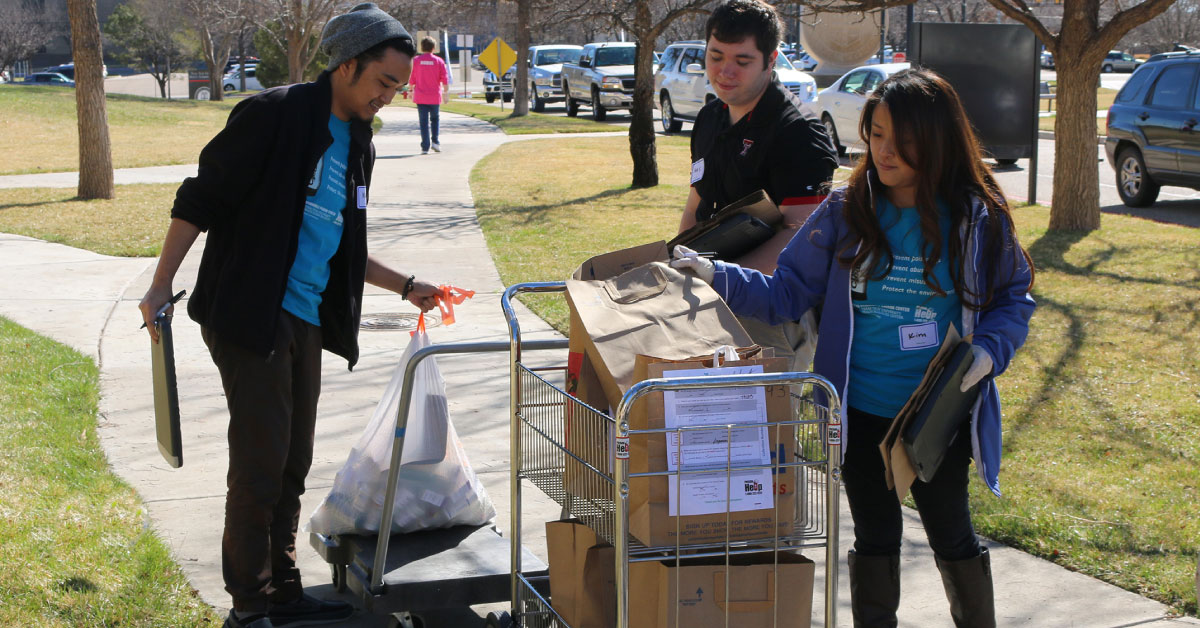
[138,4,437,628]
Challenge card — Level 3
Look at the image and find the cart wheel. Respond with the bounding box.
[483,611,512,628]
[388,612,425,628]
[329,563,347,593]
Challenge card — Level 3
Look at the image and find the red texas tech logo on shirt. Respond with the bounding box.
[740,138,754,156]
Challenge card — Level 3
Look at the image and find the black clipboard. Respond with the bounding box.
[900,340,979,482]
[151,315,183,468]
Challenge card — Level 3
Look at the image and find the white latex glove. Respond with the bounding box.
[960,344,994,392]
[669,244,715,284]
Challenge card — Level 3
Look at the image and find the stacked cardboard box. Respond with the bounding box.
[547,520,814,628]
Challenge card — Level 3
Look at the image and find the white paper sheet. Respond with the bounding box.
[667,468,775,516]
[662,365,773,515]
[663,365,770,472]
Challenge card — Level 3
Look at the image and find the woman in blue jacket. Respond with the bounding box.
[674,68,1035,627]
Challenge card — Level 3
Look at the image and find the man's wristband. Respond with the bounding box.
[401,275,415,300]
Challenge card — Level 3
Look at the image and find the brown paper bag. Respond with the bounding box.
[545,520,616,628]
[565,261,754,410]
[627,349,797,547]
[565,243,670,502]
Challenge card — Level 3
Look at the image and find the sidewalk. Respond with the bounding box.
[0,104,1194,627]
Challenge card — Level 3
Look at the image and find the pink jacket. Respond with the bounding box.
[409,53,448,105]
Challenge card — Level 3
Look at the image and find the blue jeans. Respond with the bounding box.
[841,406,981,561]
[417,103,439,151]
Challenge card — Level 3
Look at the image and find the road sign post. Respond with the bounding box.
[478,37,517,111]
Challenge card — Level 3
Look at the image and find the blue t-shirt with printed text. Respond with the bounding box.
[848,197,962,417]
[281,115,350,326]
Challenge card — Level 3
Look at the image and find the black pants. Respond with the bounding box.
[842,406,981,561]
[202,311,322,612]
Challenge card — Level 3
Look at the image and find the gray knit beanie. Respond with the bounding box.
[321,3,412,70]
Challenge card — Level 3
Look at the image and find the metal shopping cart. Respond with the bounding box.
[309,338,565,628]
[489,282,843,628]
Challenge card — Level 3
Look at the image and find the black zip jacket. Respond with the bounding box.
[173,72,374,369]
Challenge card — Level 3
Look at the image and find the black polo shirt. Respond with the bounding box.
[690,77,838,222]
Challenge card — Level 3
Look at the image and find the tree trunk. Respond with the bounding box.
[629,1,658,188]
[66,0,114,200]
[512,0,531,116]
[1049,57,1101,230]
[287,27,305,83]
[1048,0,1106,231]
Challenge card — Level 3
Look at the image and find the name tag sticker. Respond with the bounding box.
[690,159,705,184]
[356,186,367,209]
[898,321,939,351]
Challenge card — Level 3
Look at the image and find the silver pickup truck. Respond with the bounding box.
[559,42,637,121]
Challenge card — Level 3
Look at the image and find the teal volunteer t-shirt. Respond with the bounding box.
[848,197,963,417]
[281,115,351,326]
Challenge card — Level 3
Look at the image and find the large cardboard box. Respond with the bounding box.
[628,551,815,628]
[545,520,615,628]
[547,519,814,628]
[628,352,797,548]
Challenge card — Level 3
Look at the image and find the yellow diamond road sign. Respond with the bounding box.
[478,37,517,77]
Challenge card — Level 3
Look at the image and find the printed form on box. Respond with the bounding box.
[662,365,774,517]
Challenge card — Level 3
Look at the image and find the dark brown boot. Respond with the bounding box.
[848,550,900,628]
[935,547,997,628]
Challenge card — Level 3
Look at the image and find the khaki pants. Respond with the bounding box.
[735,308,818,373]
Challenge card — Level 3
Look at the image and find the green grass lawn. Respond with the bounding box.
[397,98,620,134]
[0,317,220,626]
[0,184,175,257]
[471,136,1200,616]
[0,86,238,175]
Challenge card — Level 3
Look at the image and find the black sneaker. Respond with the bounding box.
[267,593,354,626]
[224,611,274,627]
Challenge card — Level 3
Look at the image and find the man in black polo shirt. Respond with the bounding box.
[679,0,838,370]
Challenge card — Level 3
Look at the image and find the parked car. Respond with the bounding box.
[483,68,513,103]
[1102,50,1141,73]
[793,51,818,71]
[653,41,818,133]
[1041,50,1055,69]
[223,66,262,92]
[224,57,259,74]
[526,44,582,111]
[863,45,896,65]
[22,72,75,87]
[817,62,910,154]
[43,62,106,80]
[560,41,637,121]
[1105,52,1200,206]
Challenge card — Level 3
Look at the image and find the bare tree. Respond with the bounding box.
[0,1,56,75]
[1125,0,1200,52]
[183,0,244,101]
[103,0,185,98]
[789,0,1179,231]
[66,0,114,200]
[552,0,716,187]
[248,0,343,84]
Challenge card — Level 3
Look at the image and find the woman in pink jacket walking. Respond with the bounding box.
[409,36,449,154]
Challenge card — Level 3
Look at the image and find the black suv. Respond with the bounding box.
[1105,51,1200,206]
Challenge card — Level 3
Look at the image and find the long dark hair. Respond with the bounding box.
[839,68,1034,310]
